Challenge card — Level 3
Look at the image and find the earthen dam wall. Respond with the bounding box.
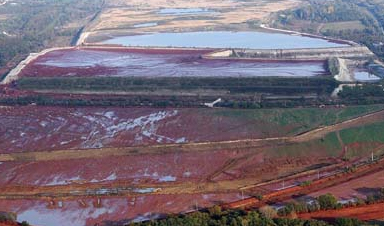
[204,46,375,61]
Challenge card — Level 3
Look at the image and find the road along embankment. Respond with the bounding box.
[260,24,359,46]
[0,47,74,85]
[223,155,384,210]
[298,202,384,221]
[203,46,375,61]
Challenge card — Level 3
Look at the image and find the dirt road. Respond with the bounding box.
[298,202,384,221]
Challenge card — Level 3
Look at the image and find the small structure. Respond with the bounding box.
[204,98,222,108]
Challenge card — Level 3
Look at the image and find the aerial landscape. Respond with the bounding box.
[2,0,384,225]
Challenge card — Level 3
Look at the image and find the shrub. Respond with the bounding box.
[317,193,338,210]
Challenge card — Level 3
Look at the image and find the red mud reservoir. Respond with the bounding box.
[19,48,327,78]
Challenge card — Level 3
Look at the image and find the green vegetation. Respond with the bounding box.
[130,204,376,226]
[322,21,365,32]
[317,193,339,210]
[0,212,28,225]
[337,83,384,105]
[270,132,342,158]
[274,117,384,159]
[327,58,340,76]
[280,189,384,218]
[339,84,384,99]
[16,76,384,108]
[11,76,342,108]
[16,76,339,96]
[20,221,30,226]
[272,117,384,159]
[340,121,384,143]
[215,105,384,136]
[274,0,384,60]
[0,0,103,67]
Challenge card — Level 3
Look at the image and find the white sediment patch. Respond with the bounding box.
[331,84,359,97]
[81,110,180,148]
[158,175,176,182]
[45,176,81,186]
[133,188,156,194]
[333,58,354,82]
[16,201,119,226]
[0,0,8,6]
[132,213,161,223]
[90,172,117,183]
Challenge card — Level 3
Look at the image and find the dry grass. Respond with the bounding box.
[321,20,365,32]
[87,0,303,38]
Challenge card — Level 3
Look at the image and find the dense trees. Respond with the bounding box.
[0,0,103,68]
[16,76,339,96]
[327,58,340,76]
[338,84,384,99]
[274,0,384,60]
[130,205,376,226]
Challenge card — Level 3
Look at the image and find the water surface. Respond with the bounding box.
[157,8,215,15]
[26,49,327,78]
[354,71,381,82]
[133,22,158,28]
[103,31,349,49]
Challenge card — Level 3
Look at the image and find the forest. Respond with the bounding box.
[131,192,384,226]
[273,0,384,60]
[0,0,103,67]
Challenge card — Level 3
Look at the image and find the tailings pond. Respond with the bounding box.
[354,70,381,82]
[20,48,327,78]
[102,31,349,49]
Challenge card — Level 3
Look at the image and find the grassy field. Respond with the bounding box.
[214,105,384,136]
[338,121,384,158]
[269,132,342,158]
[340,121,384,143]
[212,105,384,159]
[268,113,384,159]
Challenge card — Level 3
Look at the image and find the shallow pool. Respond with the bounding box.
[133,22,158,28]
[157,8,215,15]
[354,71,381,82]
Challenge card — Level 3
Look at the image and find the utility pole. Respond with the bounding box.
[372,151,374,162]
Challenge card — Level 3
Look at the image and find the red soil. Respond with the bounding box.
[0,193,241,226]
[298,202,384,221]
[0,223,18,226]
[308,167,384,200]
[0,150,240,186]
[0,106,285,154]
[17,47,326,78]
